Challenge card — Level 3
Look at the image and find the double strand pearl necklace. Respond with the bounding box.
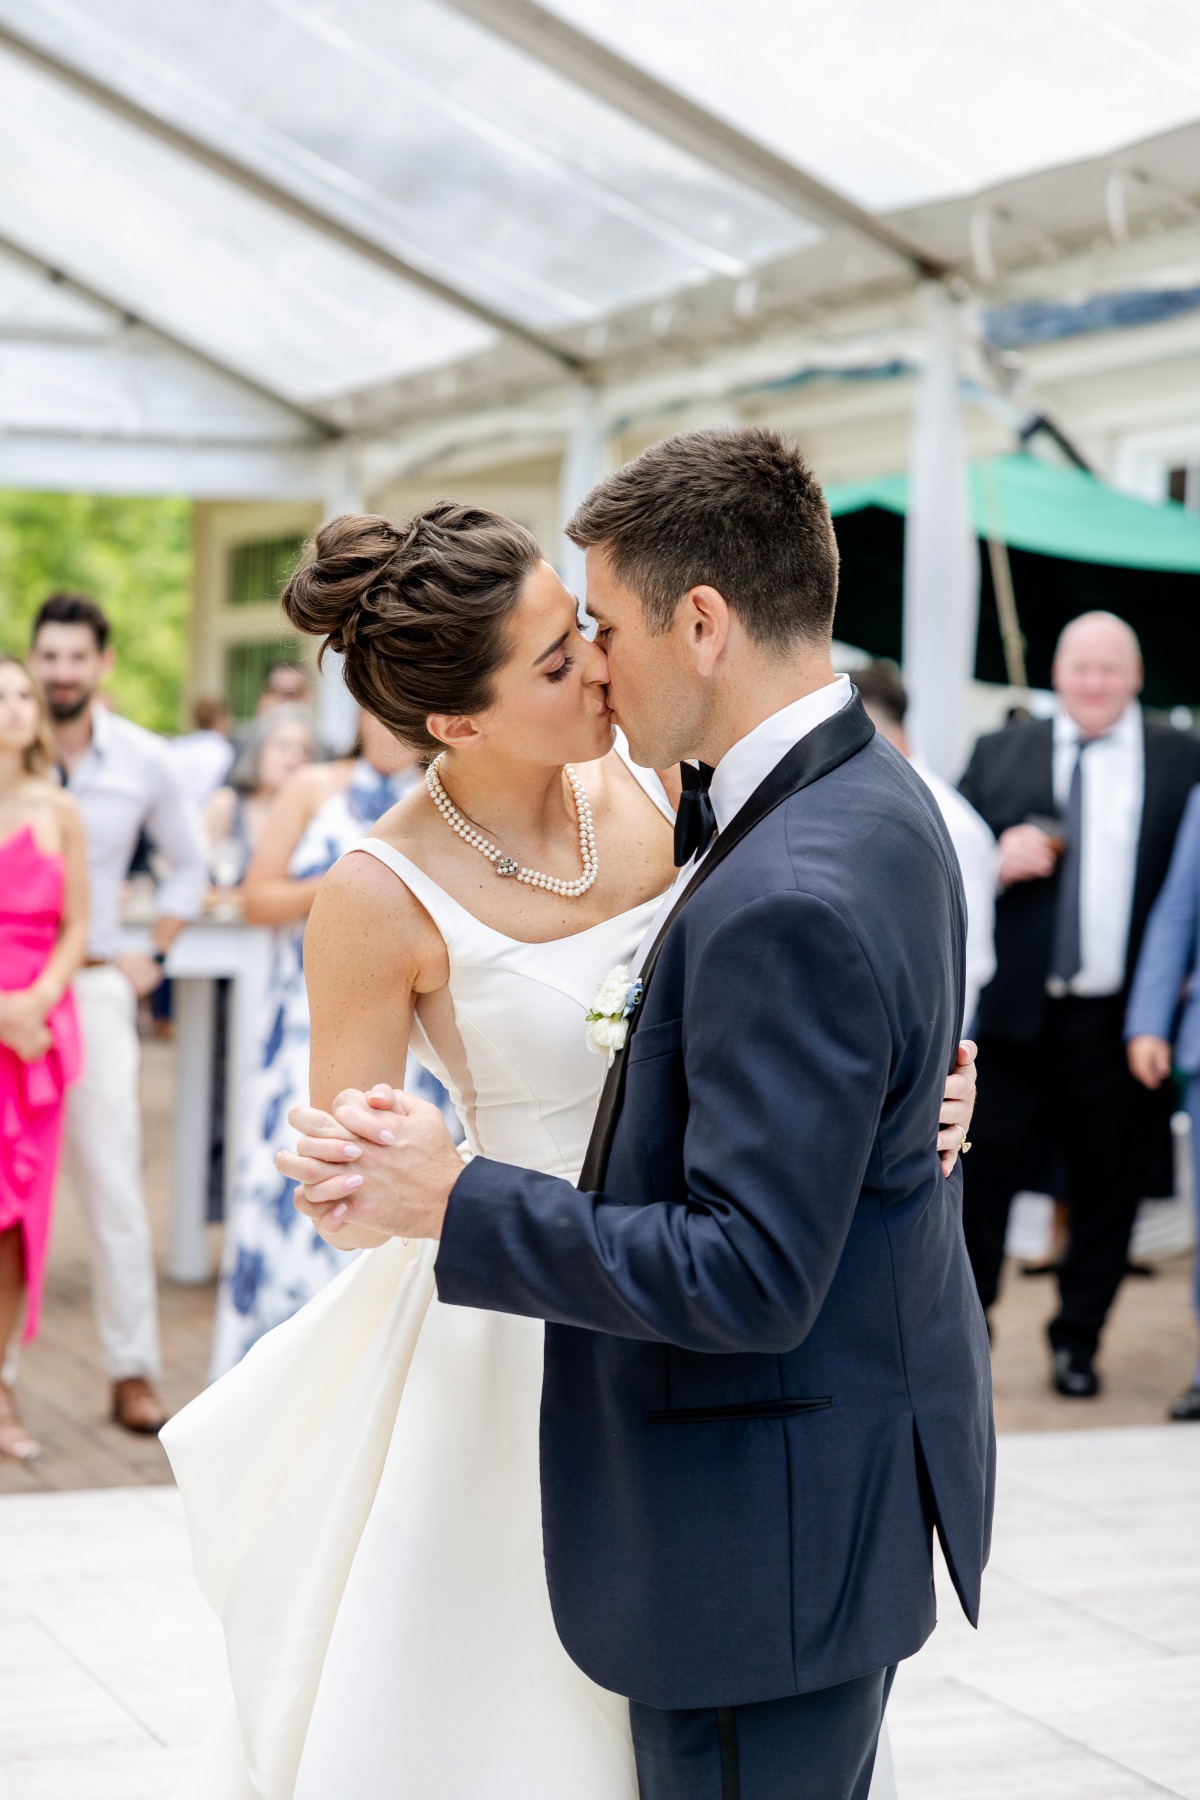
[425,753,599,899]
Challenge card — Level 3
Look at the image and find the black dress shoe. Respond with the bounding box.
[1168,1386,1200,1422]
[1052,1348,1100,1398]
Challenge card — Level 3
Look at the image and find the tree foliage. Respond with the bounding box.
[0,491,191,734]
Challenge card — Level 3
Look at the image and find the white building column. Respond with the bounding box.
[901,284,980,781]
[315,440,363,754]
[557,383,607,603]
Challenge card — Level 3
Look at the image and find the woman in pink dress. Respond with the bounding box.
[0,656,88,1462]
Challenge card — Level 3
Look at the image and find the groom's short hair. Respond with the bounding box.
[566,426,839,650]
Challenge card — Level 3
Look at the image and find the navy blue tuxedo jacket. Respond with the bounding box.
[437,700,996,1710]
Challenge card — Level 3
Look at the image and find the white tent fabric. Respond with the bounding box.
[2,0,1200,482]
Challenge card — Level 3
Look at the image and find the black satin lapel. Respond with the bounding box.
[578,694,876,1191]
[1033,718,1056,818]
[1132,718,1164,914]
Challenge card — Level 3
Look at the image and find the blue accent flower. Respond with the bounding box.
[262,1003,286,1069]
[230,1248,266,1315]
[272,1175,299,1232]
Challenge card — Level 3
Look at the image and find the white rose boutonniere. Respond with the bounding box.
[585,964,644,1066]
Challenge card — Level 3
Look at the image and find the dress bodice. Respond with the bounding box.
[352,752,673,1184]
[0,825,66,984]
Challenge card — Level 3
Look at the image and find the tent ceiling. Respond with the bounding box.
[0,0,1199,490]
[540,0,1200,214]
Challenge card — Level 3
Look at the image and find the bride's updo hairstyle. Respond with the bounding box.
[282,502,542,755]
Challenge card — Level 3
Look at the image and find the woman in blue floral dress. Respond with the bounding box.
[208,714,458,1378]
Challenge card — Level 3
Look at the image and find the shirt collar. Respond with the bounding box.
[88,700,113,757]
[1054,699,1141,750]
[708,675,852,833]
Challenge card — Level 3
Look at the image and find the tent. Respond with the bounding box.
[828,455,1200,706]
[2,0,1200,501]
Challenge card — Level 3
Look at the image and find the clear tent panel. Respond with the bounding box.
[542,0,1200,212]
[0,0,821,334]
[0,37,496,405]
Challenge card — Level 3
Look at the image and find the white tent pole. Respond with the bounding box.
[315,442,365,755]
[557,383,607,606]
[901,284,980,781]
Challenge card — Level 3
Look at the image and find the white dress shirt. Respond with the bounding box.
[169,728,235,811]
[634,675,852,971]
[913,760,997,1031]
[62,704,209,959]
[1050,699,1144,998]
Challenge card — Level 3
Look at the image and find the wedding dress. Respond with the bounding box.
[163,750,897,1800]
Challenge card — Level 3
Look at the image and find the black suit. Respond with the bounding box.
[438,704,995,1798]
[958,713,1200,1355]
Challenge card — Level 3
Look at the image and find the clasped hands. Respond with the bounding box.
[0,985,53,1063]
[277,1086,465,1248]
[278,1042,979,1251]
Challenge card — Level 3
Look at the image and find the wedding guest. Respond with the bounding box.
[208,711,456,1378]
[203,705,317,892]
[854,661,997,1031]
[256,661,312,715]
[28,593,208,1435]
[1126,783,1200,1421]
[201,706,317,1216]
[170,697,235,812]
[0,658,87,1462]
[959,612,1200,1396]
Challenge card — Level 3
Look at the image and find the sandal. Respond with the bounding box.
[0,1382,41,1462]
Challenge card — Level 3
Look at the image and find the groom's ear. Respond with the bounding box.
[426,712,482,749]
[680,584,731,675]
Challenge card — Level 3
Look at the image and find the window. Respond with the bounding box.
[228,536,306,607]
[225,638,305,722]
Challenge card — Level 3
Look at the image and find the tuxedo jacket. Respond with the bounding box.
[958,715,1200,1044]
[437,700,996,1710]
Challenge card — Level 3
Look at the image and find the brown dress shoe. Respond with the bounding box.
[111,1377,170,1436]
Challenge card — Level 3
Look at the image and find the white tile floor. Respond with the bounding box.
[0,1428,1197,1799]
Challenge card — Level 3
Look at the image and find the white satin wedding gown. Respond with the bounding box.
[163,751,897,1800]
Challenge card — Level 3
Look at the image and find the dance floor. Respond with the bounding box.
[0,1426,1196,1798]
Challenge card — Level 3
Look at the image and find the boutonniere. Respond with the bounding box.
[585,964,644,1066]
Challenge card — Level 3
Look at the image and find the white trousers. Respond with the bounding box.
[62,965,162,1381]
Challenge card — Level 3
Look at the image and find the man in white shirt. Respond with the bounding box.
[853,663,997,1033]
[170,696,235,811]
[29,593,208,1434]
[958,612,1200,1397]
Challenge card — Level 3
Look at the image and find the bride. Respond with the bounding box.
[163,501,975,1799]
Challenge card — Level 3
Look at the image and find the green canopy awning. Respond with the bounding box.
[825,454,1200,573]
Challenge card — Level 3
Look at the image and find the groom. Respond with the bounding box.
[284,427,995,1799]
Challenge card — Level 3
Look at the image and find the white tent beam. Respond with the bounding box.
[0,432,323,497]
[439,0,948,279]
[0,226,336,440]
[0,17,586,376]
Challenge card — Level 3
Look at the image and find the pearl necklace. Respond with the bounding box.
[425,754,599,899]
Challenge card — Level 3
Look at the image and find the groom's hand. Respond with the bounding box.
[937,1040,977,1177]
[279,1085,462,1242]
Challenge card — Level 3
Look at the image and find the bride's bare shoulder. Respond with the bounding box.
[308,793,447,984]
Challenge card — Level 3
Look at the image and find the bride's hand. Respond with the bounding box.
[937,1040,977,1177]
[278,1100,390,1247]
[281,1085,463,1242]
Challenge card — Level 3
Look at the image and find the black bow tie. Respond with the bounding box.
[674,761,717,867]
